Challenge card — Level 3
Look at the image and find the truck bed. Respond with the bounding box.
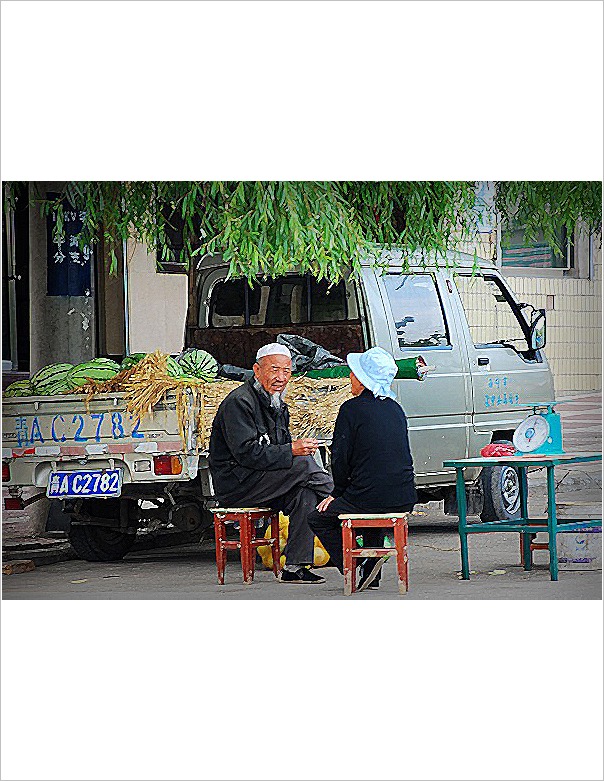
[2,391,198,490]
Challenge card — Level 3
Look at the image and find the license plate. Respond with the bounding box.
[47,469,122,499]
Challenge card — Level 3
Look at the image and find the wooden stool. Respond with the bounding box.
[212,508,280,585]
[340,513,409,596]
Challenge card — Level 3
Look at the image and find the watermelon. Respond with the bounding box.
[176,349,218,381]
[30,363,74,393]
[68,360,120,387]
[4,379,34,398]
[39,379,79,396]
[121,353,146,371]
[166,356,183,378]
[89,358,121,372]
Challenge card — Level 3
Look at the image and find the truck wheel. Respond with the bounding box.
[480,440,521,522]
[69,525,136,562]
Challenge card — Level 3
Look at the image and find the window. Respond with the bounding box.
[455,274,529,351]
[382,274,449,349]
[310,278,348,322]
[266,277,306,324]
[156,205,201,273]
[210,279,246,327]
[501,224,570,270]
[207,276,349,328]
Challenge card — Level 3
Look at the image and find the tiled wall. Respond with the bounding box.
[505,266,601,395]
[456,231,601,395]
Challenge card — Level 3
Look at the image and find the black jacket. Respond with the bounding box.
[209,378,293,499]
[331,389,417,511]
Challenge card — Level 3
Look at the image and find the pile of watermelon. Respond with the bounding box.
[3,349,219,398]
[4,358,121,397]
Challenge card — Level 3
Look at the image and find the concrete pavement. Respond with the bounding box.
[3,486,601,600]
[2,527,600,600]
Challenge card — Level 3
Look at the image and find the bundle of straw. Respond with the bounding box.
[78,351,352,451]
[286,375,352,439]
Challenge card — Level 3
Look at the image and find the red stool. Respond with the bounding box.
[340,513,409,596]
[212,508,280,585]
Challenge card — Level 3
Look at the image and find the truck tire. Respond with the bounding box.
[69,525,136,562]
[68,498,136,561]
[480,440,521,522]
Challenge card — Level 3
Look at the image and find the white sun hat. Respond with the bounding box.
[256,343,292,362]
[346,347,397,400]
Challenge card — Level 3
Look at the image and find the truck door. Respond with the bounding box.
[453,272,555,443]
[376,270,472,484]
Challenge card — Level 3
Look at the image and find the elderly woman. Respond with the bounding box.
[307,346,417,591]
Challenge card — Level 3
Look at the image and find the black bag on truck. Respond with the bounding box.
[276,334,345,373]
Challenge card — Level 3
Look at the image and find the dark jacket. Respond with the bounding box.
[330,389,417,511]
[209,378,293,499]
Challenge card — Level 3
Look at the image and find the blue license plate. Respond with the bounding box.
[47,469,122,499]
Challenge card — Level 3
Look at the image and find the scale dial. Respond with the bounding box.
[513,415,551,453]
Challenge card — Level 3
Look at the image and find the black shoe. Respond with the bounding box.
[280,567,326,584]
[357,557,387,592]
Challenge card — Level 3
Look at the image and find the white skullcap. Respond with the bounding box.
[256,343,292,361]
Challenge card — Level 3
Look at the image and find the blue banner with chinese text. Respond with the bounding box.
[46,193,92,296]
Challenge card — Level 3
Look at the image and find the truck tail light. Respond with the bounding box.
[153,455,183,476]
[2,462,10,482]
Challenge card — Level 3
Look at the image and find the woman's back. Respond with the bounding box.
[331,389,417,511]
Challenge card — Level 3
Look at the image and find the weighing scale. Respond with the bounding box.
[513,402,565,456]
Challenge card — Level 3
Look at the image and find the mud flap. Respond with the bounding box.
[444,484,484,517]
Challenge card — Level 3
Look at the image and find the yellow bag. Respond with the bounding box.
[257,512,330,569]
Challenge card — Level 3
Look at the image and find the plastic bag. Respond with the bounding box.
[218,364,254,381]
[276,334,345,372]
[257,512,330,569]
[480,443,516,458]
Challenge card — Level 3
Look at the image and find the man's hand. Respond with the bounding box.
[291,438,319,457]
[316,495,335,513]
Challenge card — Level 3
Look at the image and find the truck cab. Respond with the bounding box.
[187,249,554,517]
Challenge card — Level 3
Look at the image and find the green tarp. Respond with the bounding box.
[302,356,427,381]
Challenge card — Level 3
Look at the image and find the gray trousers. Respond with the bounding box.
[217,456,334,565]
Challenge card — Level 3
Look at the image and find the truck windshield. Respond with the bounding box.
[455,274,529,350]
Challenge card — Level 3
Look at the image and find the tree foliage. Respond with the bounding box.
[3,181,601,282]
[495,181,602,257]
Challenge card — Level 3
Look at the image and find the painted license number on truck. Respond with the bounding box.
[47,469,123,498]
[14,412,144,447]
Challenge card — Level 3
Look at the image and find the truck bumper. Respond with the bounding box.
[3,452,201,490]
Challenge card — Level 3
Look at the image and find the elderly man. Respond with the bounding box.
[208,343,334,584]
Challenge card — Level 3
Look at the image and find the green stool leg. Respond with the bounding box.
[546,465,559,581]
[519,467,532,571]
[456,467,470,579]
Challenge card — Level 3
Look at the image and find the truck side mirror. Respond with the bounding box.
[529,308,546,350]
